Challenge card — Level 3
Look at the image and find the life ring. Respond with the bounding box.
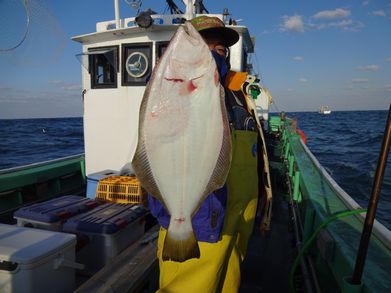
[297,129,307,144]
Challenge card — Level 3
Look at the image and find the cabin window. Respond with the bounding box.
[156,41,169,64]
[89,46,118,89]
[122,43,152,86]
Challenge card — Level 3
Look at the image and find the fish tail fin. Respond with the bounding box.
[162,219,200,262]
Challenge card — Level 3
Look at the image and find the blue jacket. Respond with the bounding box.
[148,185,227,243]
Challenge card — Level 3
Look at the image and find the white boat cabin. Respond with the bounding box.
[72,10,257,176]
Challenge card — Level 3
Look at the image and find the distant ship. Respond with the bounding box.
[319,106,331,114]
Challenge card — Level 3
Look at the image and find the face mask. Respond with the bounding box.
[211,50,228,83]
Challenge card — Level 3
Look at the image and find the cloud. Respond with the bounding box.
[61,84,81,91]
[372,10,386,17]
[281,10,363,34]
[356,65,380,71]
[48,80,63,85]
[312,8,351,20]
[352,78,369,83]
[342,21,365,32]
[310,19,364,32]
[293,56,304,61]
[362,1,370,6]
[385,84,391,92]
[387,57,391,62]
[48,80,81,91]
[0,85,12,91]
[280,15,304,32]
[313,19,352,29]
[309,8,365,32]
[299,78,308,82]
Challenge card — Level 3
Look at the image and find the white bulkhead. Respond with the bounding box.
[72,14,254,176]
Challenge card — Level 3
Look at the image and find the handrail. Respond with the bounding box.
[282,117,391,247]
[0,153,85,174]
[297,136,391,249]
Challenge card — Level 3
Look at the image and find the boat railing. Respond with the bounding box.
[95,13,224,32]
[298,137,391,249]
[277,116,391,291]
[0,153,86,223]
[281,119,391,249]
[0,153,85,175]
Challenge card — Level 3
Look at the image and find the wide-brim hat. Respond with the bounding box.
[190,15,239,47]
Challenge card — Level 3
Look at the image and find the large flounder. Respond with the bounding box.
[132,21,232,262]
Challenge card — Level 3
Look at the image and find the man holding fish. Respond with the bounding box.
[133,15,269,292]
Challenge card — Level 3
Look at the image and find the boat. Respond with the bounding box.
[1,1,391,292]
[319,106,331,115]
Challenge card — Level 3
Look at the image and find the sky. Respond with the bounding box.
[0,0,390,119]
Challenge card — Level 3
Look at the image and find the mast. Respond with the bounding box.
[114,0,121,29]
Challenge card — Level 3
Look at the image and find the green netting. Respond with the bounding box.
[282,119,391,292]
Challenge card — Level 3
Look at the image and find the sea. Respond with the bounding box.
[0,110,390,229]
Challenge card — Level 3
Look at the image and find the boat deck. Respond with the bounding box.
[75,197,294,293]
[75,137,296,292]
[75,225,159,292]
[240,161,294,292]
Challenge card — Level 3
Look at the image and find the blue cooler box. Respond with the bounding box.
[14,195,100,231]
[86,169,120,199]
[62,202,147,275]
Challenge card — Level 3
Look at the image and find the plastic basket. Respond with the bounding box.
[96,176,146,205]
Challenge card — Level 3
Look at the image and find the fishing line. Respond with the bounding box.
[252,51,262,82]
[0,0,67,67]
[271,100,280,114]
[0,0,30,52]
[289,208,367,293]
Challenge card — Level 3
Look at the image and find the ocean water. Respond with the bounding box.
[0,117,84,169]
[0,111,390,229]
[289,110,391,229]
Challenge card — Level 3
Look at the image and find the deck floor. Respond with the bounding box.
[240,162,294,292]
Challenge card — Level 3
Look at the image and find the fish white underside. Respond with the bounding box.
[132,22,231,261]
[145,82,223,239]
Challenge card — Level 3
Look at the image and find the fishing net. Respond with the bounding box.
[0,0,66,67]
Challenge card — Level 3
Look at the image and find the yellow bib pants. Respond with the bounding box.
[157,130,259,293]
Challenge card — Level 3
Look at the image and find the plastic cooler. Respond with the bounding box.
[14,195,100,231]
[0,224,82,293]
[62,202,147,274]
[86,169,120,199]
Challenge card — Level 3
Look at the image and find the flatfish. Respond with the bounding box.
[132,21,232,262]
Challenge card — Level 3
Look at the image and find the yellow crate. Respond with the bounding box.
[96,176,146,204]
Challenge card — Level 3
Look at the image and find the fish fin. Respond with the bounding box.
[162,220,200,262]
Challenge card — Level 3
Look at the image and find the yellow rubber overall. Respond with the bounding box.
[156,130,258,293]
